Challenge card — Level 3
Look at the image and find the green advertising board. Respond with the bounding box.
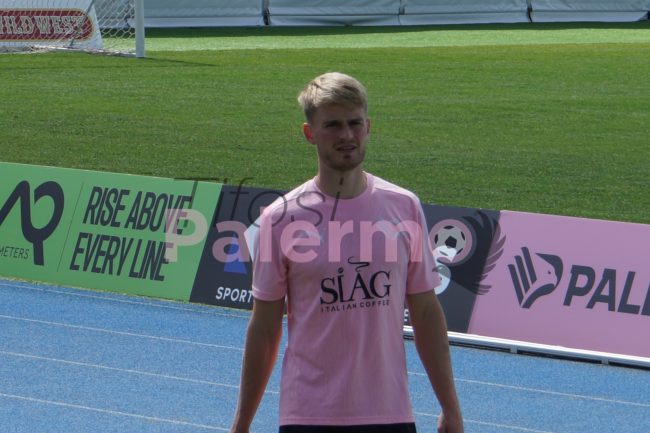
[0,162,221,301]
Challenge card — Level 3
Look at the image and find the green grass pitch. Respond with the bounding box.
[1,22,649,224]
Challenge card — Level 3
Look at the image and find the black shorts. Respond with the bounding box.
[279,423,417,433]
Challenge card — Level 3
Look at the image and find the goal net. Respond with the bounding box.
[0,0,144,56]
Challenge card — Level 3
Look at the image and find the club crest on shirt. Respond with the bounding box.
[319,256,392,313]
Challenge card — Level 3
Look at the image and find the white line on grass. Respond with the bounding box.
[414,411,557,433]
[409,371,650,409]
[0,313,243,352]
[0,391,229,431]
[0,349,279,395]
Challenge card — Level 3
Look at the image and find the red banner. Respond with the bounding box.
[0,9,94,41]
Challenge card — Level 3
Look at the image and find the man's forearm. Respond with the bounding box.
[408,293,462,417]
[231,301,283,432]
[413,312,460,414]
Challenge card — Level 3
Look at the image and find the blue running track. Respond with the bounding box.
[0,279,648,433]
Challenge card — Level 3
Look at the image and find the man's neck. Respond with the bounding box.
[315,167,367,199]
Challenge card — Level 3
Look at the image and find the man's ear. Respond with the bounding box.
[366,117,371,135]
[303,122,315,144]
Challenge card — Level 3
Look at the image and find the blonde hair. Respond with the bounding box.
[297,72,368,121]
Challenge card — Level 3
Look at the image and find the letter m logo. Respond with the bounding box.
[0,181,64,266]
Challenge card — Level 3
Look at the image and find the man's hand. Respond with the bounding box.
[438,409,464,433]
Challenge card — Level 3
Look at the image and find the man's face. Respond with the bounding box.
[303,104,371,173]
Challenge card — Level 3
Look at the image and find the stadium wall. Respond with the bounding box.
[3,162,648,367]
[145,0,265,27]
[531,0,650,22]
[143,0,650,27]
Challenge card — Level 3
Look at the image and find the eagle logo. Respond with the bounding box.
[431,211,505,295]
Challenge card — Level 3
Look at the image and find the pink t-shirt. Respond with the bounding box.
[249,173,440,426]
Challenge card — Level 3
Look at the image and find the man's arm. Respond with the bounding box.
[230,298,285,433]
[407,290,463,433]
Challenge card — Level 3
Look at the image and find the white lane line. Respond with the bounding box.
[410,371,650,409]
[0,349,279,395]
[414,411,557,433]
[0,281,288,325]
[0,314,243,352]
[0,281,250,319]
[0,391,229,431]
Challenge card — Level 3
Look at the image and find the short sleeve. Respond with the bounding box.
[248,207,288,302]
[406,199,441,295]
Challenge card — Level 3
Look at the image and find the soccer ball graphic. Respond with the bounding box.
[435,225,466,251]
[431,219,473,265]
[434,225,466,256]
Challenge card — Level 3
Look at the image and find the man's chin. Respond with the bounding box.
[325,154,365,172]
[329,161,363,173]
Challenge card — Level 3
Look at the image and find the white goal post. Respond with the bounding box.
[0,0,145,57]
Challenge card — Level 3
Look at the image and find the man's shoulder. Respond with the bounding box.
[369,173,421,204]
[261,178,321,218]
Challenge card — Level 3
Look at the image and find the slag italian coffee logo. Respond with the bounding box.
[320,257,391,313]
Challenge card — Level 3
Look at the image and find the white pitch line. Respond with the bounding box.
[0,391,229,431]
[0,349,279,395]
[414,411,557,433]
[409,371,650,409]
[0,313,243,352]
[0,281,288,325]
[1,350,234,391]
[0,281,251,319]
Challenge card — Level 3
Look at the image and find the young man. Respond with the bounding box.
[230,72,463,433]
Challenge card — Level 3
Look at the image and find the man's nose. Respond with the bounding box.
[340,124,354,139]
